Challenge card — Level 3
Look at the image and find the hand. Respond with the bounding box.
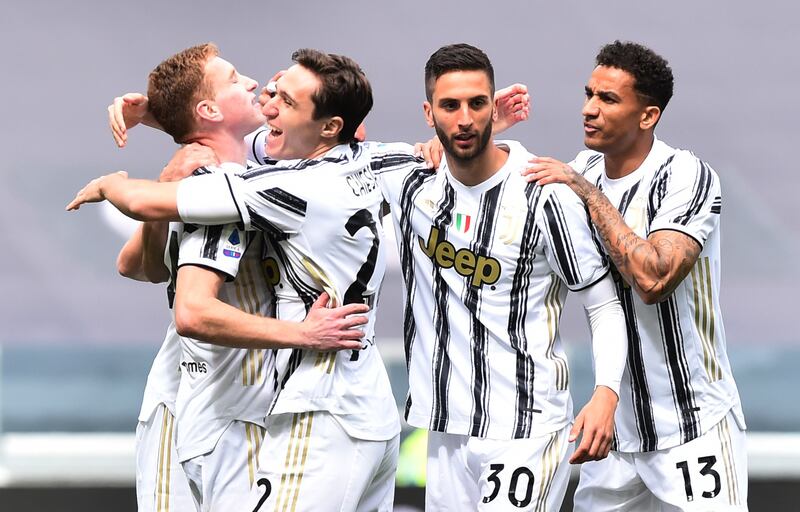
[523,156,582,186]
[108,93,150,148]
[413,136,443,169]
[159,144,219,182]
[258,69,287,106]
[494,83,530,133]
[66,171,128,211]
[300,292,369,351]
[569,385,618,464]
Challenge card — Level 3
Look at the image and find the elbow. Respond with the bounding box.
[639,291,664,306]
[174,299,205,339]
[116,257,138,279]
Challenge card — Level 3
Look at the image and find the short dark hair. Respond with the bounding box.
[291,48,373,143]
[148,43,219,143]
[596,40,674,112]
[424,43,495,101]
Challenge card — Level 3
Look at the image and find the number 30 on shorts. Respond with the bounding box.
[482,463,536,508]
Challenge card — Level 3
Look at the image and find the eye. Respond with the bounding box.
[441,101,459,111]
[470,98,488,109]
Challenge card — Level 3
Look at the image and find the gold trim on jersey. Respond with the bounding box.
[534,430,562,512]
[544,275,569,391]
[246,423,266,486]
[155,405,175,512]
[691,257,722,382]
[301,257,341,376]
[717,416,741,505]
[274,412,315,512]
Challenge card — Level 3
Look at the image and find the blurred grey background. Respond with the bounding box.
[1,0,798,432]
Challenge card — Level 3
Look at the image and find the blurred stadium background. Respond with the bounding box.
[1,0,798,509]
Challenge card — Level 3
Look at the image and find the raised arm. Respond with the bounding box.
[173,265,367,350]
[66,171,181,221]
[109,93,162,148]
[526,157,701,305]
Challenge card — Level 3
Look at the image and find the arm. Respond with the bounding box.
[109,93,162,148]
[568,274,627,464]
[66,171,181,221]
[526,157,701,304]
[116,222,170,282]
[173,265,367,350]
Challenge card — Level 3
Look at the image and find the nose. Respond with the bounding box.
[582,96,599,119]
[261,94,278,118]
[456,104,473,128]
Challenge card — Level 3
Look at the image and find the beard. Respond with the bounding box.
[434,118,493,164]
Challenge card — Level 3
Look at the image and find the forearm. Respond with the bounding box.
[175,295,308,349]
[100,174,181,222]
[576,274,627,396]
[117,225,148,281]
[573,177,685,303]
[140,221,170,282]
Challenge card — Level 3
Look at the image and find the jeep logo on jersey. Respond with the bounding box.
[223,229,243,259]
[418,226,501,287]
[181,361,208,373]
[262,257,281,287]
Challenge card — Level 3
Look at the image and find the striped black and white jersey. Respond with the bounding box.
[176,143,400,442]
[375,140,610,440]
[570,137,745,452]
[168,162,277,462]
[137,322,181,423]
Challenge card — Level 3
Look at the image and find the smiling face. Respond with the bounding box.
[424,69,496,163]
[259,63,330,160]
[582,65,658,157]
[201,56,265,137]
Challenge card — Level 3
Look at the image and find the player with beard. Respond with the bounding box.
[373,43,629,510]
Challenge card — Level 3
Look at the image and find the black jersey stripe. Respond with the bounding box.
[509,183,543,438]
[542,195,581,287]
[398,167,435,418]
[617,282,659,451]
[242,154,348,180]
[618,181,641,216]
[429,180,457,432]
[710,196,721,214]
[657,297,700,443]
[647,155,675,224]
[673,159,712,226]
[251,129,270,165]
[583,154,603,175]
[201,225,223,260]
[370,153,423,173]
[464,181,503,437]
[166,230,180,310]
[257,187,308,217]
[246,205,290,241]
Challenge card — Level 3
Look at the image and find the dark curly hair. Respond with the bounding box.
[596,41,674,112]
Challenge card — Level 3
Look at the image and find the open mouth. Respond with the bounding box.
[268,124,284,137]
[453,132,476,147]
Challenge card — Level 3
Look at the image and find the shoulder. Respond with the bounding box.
[570,150,604,177]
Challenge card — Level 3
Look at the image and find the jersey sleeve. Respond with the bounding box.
[245,128,270,164]
[538,183,609,291]
[176,223,246,281]
[177,173,244,225]
[369,141,427,207]
[648,151,721,247]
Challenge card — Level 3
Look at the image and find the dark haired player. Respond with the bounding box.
[526,40,747,511]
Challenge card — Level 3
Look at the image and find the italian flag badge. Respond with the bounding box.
[455,213,472,233]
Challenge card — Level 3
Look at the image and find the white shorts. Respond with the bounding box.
[135,403,194,512]
[426,424,573,511]
[247,411,399,512]
[181,420,265,511]
[574,410,748,512]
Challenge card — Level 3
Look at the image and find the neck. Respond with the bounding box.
[603,133,655,179]
[447,138,509,186]
[186,129,247,165]
[305,140,340,160]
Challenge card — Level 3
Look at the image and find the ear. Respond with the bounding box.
[196,100,223,123]
[492,101,499,122]
[423,101,434,128]
[320,116,344,140]
[640,105,661,130]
